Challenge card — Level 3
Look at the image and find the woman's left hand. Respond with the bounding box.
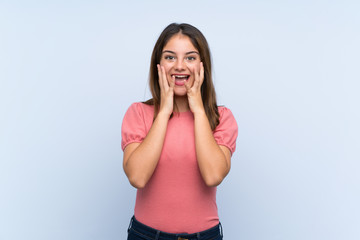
[184,62,205,114]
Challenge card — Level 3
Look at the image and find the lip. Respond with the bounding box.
[172,74,190,86]
[174,81,185,86]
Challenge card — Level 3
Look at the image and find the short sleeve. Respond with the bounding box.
[121,103,147,151]
[213,107,238,155]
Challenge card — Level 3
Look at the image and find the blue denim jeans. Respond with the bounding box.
[127,216,223,240]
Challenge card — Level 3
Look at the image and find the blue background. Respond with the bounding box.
[1,1,359,239]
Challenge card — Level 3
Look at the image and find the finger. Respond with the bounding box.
[157,64,164,89]
[169,75,175,89]
[192,65,201,90]
[199,62,205,85]
[184,78,191,93]
[161,65,169,90]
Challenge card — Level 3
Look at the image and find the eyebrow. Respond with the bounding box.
[162,50,200,55]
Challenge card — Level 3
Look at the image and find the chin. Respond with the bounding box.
[174,88,187,96]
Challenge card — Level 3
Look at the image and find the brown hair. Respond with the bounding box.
[144,23,219,130]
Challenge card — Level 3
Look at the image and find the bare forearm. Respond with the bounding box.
[194,111,230,187]
[124,112,170,188]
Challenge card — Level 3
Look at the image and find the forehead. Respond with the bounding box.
[163,34,198,53]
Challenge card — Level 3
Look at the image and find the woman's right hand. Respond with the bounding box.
[157,64,175,116]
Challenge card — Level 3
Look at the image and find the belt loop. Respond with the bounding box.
[197,232,200,239]
[219,222,223,237]
[127,216,134,233]
[155,230,160,240]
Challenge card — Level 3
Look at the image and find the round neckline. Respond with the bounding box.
[173,110,193,117]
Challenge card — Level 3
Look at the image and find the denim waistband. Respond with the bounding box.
[128,216,223,240]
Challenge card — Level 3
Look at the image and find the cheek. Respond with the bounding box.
[160,61,172,74]
[188,62,201,75]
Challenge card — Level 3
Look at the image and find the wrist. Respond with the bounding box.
[193,108,206,118]
[157,110,172,119]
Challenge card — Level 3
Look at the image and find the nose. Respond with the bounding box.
[175,59,185,71]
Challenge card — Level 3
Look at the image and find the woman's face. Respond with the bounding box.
[160,34,201,96]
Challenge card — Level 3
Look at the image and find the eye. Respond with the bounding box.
[186,56,196,61]
[164,55,175,61]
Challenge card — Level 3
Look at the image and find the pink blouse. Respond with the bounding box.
[121,102,238,233]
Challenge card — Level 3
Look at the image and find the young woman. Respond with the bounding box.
[121,23,238,240]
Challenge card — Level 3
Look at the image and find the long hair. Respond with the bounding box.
[144,23,219,130]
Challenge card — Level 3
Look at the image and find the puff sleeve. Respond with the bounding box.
[121,103,147,151]
[213,107,238,155]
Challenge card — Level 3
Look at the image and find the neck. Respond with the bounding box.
[174,96,190,112]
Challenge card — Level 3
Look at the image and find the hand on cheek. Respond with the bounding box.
[189,63,201,87]
[184,62,205,114]
[157,64,174,116]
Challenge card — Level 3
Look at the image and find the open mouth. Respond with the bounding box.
[171,74,190,86]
